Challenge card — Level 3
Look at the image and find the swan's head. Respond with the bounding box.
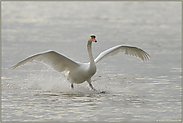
[88,34,97,43]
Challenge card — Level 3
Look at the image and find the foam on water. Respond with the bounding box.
[7,71,111,95]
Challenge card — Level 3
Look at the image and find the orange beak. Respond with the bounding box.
[92,37,97,42]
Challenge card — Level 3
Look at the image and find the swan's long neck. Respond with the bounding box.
[86,40,96,76]
[87,41,95,66]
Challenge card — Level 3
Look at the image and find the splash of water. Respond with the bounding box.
[9,72,110,94]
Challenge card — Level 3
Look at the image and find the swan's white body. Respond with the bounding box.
[12,34,150,89]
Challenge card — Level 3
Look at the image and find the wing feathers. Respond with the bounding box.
[11,50,80,72]
[94,45,150,63]
[12,45,150,71]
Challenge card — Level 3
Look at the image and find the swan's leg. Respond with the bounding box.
[87,78,96,91]
[71,83,74,89]
[89,83,95,90]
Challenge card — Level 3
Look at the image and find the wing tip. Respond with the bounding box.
[11,66,16,70]
[11,64,18,70]
[142,54,151,62]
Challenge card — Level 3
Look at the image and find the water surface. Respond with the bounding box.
[2,1,181,122]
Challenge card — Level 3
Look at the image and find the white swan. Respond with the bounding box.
[12,34,150,90]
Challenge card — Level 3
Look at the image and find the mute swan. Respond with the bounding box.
[12,34,150,90]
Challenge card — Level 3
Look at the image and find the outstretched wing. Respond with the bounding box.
[11,50,81,72]
[94,45,150,63]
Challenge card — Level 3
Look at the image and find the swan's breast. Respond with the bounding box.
[67,63,96,84]
[88,64,96,76]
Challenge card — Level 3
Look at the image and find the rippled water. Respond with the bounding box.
[2,1,182,122]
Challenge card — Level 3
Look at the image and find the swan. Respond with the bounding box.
[12,34,150,90]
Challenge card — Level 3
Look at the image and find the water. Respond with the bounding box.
[2,1,181,122]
